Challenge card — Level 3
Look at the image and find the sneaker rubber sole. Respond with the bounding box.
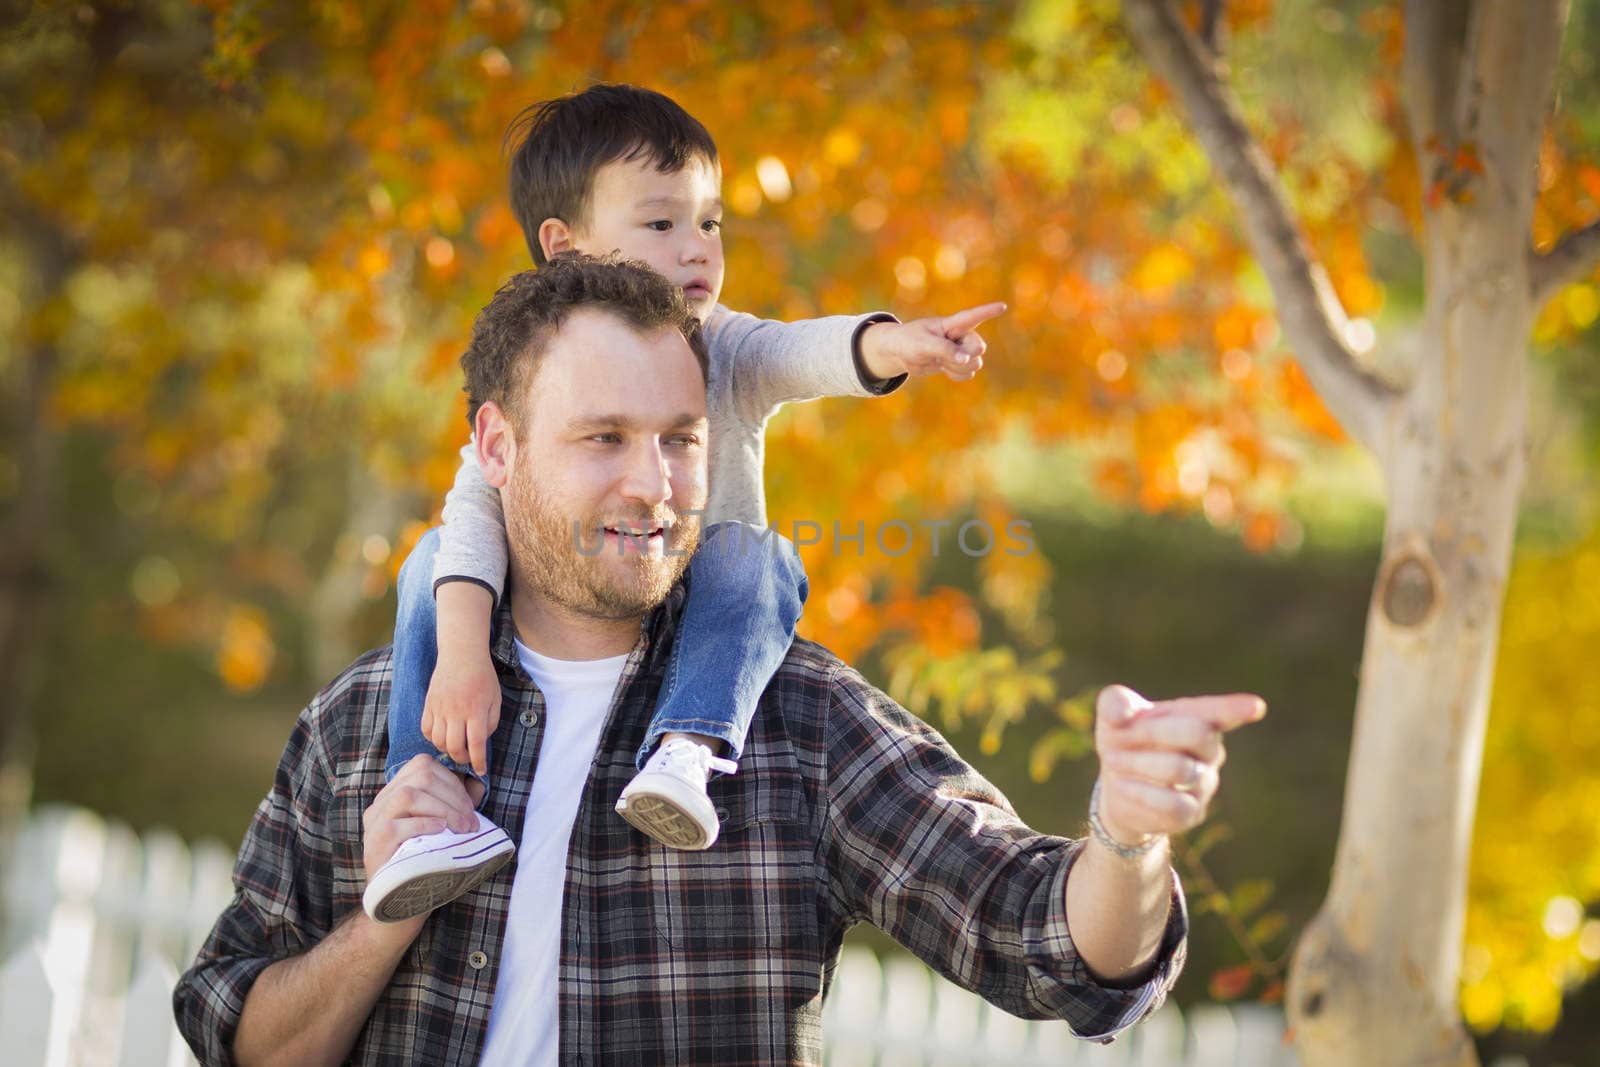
[616,793,715,850]
[364,830,515,924]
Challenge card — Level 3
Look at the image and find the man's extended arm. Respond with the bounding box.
[1064,830,1175,986]
[819,663,1188,1041]
[1068,685,1266,983]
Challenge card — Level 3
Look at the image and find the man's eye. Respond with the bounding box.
[666,434,702,448]
[589,433,621,444]
[646,220,672,232]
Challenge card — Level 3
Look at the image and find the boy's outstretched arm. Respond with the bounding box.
[857,301,1007,383]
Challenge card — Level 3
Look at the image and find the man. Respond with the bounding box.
[174,255,1265,1066]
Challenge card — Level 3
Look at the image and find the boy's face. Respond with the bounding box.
[566,154,725,322]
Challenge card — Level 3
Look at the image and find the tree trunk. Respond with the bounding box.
[0,219,72,821]
[1121,1,1578,1060]
[1287,5,1564,1062]
[1287,263,1529,1067]
[306,453,412,681]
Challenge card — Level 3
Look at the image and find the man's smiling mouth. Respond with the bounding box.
[601,523,667,553]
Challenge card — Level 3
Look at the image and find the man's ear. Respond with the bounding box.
[538,217,575,261]
[475,402,515,489]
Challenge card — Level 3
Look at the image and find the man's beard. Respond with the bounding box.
[504,463,701,621]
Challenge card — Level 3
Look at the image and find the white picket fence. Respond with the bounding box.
[0,805,235,1067]
[0,803,1317,1066]
[820,949,1294,1067]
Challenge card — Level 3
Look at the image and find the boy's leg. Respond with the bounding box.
[615,522,808,849]
[367,528,513,923]
[384,527,446,781]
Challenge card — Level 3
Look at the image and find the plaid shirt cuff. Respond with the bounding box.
[174,953,273,1067]
[1035,846,1189,1042]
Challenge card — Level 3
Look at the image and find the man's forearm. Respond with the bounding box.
[233,911,418,1067]
[1063,836,1174,985]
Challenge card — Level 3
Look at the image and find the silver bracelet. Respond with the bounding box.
[1088,779,1165,860]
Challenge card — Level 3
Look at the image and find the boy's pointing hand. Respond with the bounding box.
[859,301,1007,383]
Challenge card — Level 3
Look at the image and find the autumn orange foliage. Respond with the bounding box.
[9,2,1410,724]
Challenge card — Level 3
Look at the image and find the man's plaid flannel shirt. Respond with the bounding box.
[175,583,1187,1065]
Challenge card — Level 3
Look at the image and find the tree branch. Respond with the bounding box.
[1200,0,1224,53]
[1449,2,1568,303]
[1530,220,1600,307]
[1400,0,1472,159]
[1122,0,1400,457]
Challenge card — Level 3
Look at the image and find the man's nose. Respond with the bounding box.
[619,440,672,505]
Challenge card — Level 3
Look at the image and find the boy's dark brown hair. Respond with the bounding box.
[461,253,710,432]
[506,83,720,266]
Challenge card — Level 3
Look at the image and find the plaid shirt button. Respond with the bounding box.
[469,951,488,970]
[520,710,538,727]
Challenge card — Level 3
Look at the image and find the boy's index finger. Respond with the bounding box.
[941,301,1007,339]
[1149,693,1267,732]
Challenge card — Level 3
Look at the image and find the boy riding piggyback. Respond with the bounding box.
[364,83,1005,923]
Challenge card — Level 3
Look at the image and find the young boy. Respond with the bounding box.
[363,83,1003,923]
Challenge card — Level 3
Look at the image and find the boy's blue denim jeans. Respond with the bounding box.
[384,521,808,786]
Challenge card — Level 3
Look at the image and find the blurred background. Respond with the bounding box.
[3,0,1600,1064]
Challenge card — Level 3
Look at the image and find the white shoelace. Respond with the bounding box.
[655,738,738,779]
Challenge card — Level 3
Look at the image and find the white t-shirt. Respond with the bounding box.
[478,640,629,1067]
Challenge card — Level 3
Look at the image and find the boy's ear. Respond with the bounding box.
[538,217,575,261]
[475,402,515,489]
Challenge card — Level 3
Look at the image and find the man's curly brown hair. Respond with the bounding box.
[460,253,709,433]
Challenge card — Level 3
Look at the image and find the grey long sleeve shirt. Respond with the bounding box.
[432,305,903,598]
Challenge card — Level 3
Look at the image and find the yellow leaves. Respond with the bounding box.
[1532,129,1600,341]
[1534,281,1600,343]
[473,202,518,250]
[1278,360,1345,442]
[356,240,391,280]
[883,641,1062,752]
[216,604,275,692]
[1027,691,1096,783]
[1212,304,1263,353]
[1579,163,1600,204]
[1563,284,1600,330]
[431,191,464,235]
[936,93,972,143]
[1131,243,1193,293]
[728,174,764,216]
[1336,269,1384,319]
[1468,533,1600,1032]
[823,127,863,167]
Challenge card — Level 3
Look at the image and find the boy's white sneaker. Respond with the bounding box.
[362,813,515,924]
[615,738,737,850]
